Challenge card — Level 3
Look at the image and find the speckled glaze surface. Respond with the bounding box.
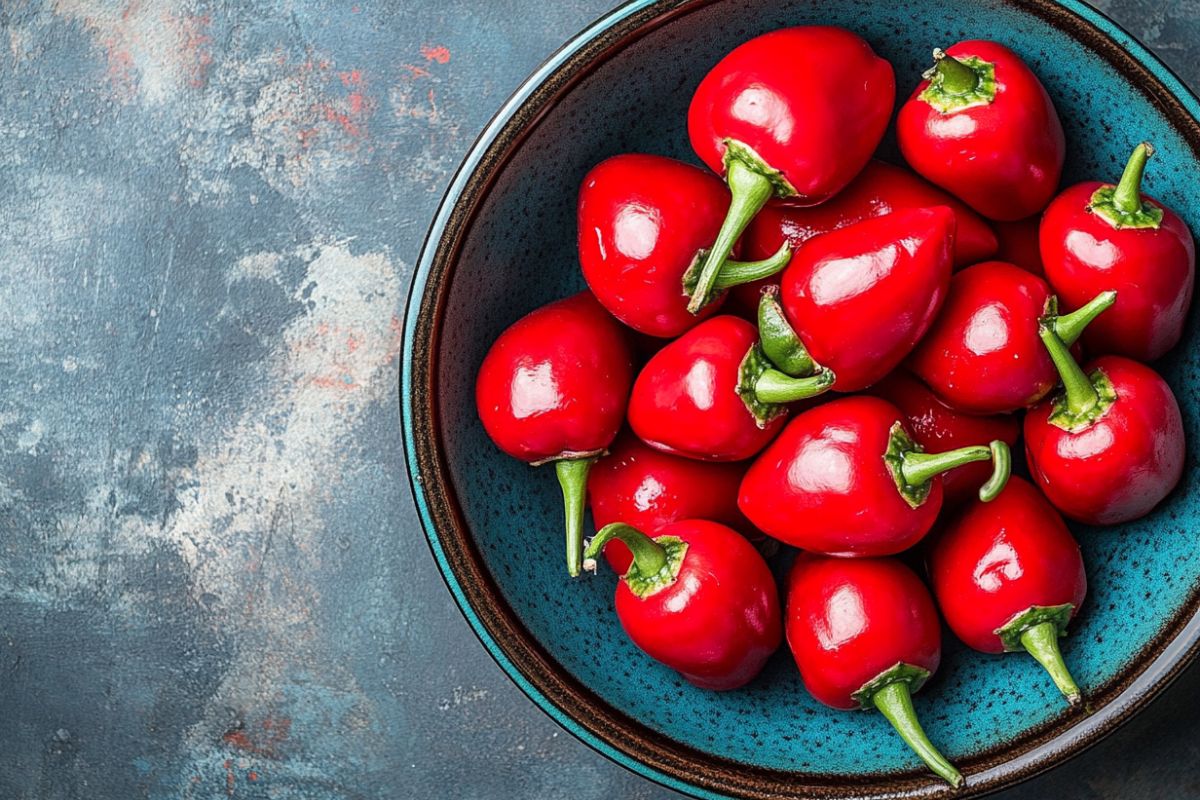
[402,1,1200,797]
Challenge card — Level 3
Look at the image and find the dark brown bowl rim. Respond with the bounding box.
[400,1,1200,797]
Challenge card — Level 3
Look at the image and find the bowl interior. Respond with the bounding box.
[422,0,1200,792]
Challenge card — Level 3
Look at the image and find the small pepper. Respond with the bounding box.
[867,370,1020,507]
[787,555,962,787]
[1024,324,1185,525]
[908,261,1114,414]
[739,396,1011,556]
[476,292,634,576]
[686,26,895,312]
[993,216,1045,277]
[779,207,956,392]
[588,432,753,572]
[898,42,1065,221]
[578,154,791,338]
[628,315,833,462]
[1040,142,1196,361]
[930,478,1087,706]
[584,520,782,690]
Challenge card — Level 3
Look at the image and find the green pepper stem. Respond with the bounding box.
[1112,142,1154,214]
[1039,323,1100,418]
[754,367,834,405]
[872,681,964,788]
[900,440,1011,499]
[758,286,816,377]
[556,458,594,577]
[687,158,775,314]
[1053,291,1117,346]
[583,522,666,576]
[1020,621,1082,706]
[931,48,980,95]
[710,242,792,289]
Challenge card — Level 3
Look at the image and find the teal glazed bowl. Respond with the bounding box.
[402,1,1200,797]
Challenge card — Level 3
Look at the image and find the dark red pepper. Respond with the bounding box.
[578,154,791,338]
[739,396,1010,556]
[742,160,998,270]
[1024,325,1185,525]
[908,261,1114,414]
[779,206,956,392]
[476,292,634,575]
[898,42,1065,221]
[930,477,1086,705]
[584,520,781,690]
[588,432,752,572]
[993,216,1045,277]
[868,370,1020,507]
[1040,143,1196,361]
[786,555,961,787]
[686,26,894,312]
[628,315,833,462]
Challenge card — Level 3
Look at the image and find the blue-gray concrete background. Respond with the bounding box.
[0,1,1197,798]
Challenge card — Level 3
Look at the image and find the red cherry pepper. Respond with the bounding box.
[628,315,833,462]
[898,42,1065,221]
[993,216,1045,277]
[686,26,894,312]
[930,478,1086,705]
[779,206,956,392]
[786,555,961,787]
[1024,324,1185,525]
[476,292,633,575]
[1040,143,1197,361]
[908,261,1114,414]
[588,432,752,572]
[584,520,782,690]
[868,371,1020,507]
[743,161,998,269]
[577,154,791,338]
[739,396,1011,556]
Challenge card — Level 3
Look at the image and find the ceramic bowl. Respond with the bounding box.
[401,1,1200,797]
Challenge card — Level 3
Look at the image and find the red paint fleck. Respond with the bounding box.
[338,69,363,87]
[222,716,293,759]
[174,13,214,88]
[400,63,431,79]
[248,771,259,782]
[224,759,235,795]
[420,44,451,64]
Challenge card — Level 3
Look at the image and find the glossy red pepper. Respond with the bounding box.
[897,41,1065,221]
[868,371,1020,507]
[1040,143,1196,361]
[930,478,1086,705]
[993,216,1045,277]
[908,261,1113,414]
[779,206,955,392]
[739,396,1010,556]
[628,315,833,462]
[577,154,791,338]
[787,555,961,787]
[685,26,894,312]
[1024,325,1185,525]
[588,432,752,572]
[584,520,781,690]
[476,292,633,575]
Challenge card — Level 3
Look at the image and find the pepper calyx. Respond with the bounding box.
[722,139,797,199]
[919,49,997,113]
[738,344,833,426]
[583,523,688,599]
[1046,368,1117,432]
[852,662,931,710]
[885,423,933,509]
[995,603,1075,652]
[1088,185,1164,230]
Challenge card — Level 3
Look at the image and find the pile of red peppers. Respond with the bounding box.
[474,27,1193,788]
